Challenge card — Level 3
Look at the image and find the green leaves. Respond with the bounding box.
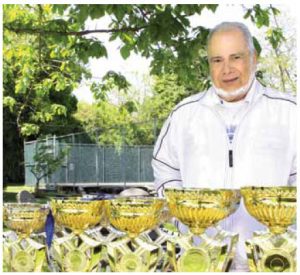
[21,123,40,136]
[74,39,107,63]
[75,5,90,25]
[253,36,262,57]
[89,5,106,19]
[242,5,286,60]
[205,4,218,13]
[243,5,277,29]
[103,71,131,91]
[254,5,270,28]
[266,28,285,50]
[91,71,131,102]
[120,44,131,59]
[52,4,69,16]
[89,41,107,58]
[3,96,16,112]
[51,104,67,116]
[15,77,30,94]
[3,4,85,138]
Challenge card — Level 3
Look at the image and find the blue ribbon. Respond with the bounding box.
[45,209,55,248]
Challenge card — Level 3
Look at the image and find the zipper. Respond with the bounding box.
[204,107,231,188]
[229,149,233,167]
[230,92,263,172]
[226,142,233,190]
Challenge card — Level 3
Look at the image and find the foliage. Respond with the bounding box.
[4,4,292,137]
[74,74,190,145]
[74,101,137,148]
[243,4,296,93]
[91,71,131,101]
[30,143,70,193]
[3,4,220,113]
[3,4,88,137]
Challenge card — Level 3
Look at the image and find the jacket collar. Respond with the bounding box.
[200,78,264,107]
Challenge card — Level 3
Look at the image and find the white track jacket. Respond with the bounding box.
[152,79,296,271]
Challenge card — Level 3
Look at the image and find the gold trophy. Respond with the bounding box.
[105,197,165,272]
[241,186,297,272]
[3,203,49,272]
[50,197,105,272]
[164,187,241,272]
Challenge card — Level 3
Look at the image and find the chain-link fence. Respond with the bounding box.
[24,134,155,190]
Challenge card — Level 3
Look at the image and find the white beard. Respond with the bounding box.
[213,72,256,102]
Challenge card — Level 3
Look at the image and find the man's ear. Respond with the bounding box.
[253,51,258,65]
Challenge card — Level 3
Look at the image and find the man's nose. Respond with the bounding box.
[222,60,232,74]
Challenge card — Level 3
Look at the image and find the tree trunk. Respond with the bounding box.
[35,178,41,196]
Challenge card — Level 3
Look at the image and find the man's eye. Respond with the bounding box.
[212,59,222,63]
[234,55,241,60]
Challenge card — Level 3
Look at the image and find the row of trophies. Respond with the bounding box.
[3,186,296,272]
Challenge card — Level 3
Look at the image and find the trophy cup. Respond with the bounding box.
[3,203,49,272]
[164,187,241,272]
[105,197,165,272]
[50,197,105,272]
[241,186,297,272]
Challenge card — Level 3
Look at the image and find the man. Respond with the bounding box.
[152,22,296,271]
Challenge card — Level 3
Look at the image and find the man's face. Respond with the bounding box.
[208,29,257,92]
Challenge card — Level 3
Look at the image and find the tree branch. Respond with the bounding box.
[4,25,147,36]
[270,4,286,92]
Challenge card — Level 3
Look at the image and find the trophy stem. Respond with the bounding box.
[269,226,286,235]
[189,227,206,235]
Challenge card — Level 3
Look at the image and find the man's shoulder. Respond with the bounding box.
[172,91,207,114]
[262,87,296,106]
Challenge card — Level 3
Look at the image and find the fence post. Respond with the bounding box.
[45,135,48,186]
[23,139,27,186]
[96,144,99,187]
[138,146,141,182]
[72,133,76,184]
[66,144,69,184]
[53,135,56,157]
[34,140,38,187]
[121,127,126,187]
[102,146,105,182]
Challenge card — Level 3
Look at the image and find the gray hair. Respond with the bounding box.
[207,22,256,55]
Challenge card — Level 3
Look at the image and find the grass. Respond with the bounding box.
[3,183,58,204]
[4,184,32,203]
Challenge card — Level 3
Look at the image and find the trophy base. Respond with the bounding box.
[3,232,48,272]
[51,230,105,272]
[107,235,161,272]
[165,225,238,272]
[245,229,296,272]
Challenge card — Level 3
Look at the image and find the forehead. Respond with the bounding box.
[208,28,248,56]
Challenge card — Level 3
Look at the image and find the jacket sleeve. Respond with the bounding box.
[288,101,297,186]
[152,113,182,197]
[288,154,296,186]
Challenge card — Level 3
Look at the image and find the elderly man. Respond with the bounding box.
[152,21,296,271]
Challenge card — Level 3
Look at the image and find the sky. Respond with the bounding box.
[72,3,296,103]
